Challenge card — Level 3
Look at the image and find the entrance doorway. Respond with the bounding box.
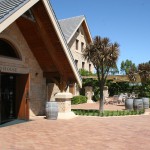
[0,73,29,124]
[0,73,16,123]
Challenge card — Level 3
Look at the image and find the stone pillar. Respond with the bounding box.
[85,86,94,103]
[47,83,60,101]
[69,83,75,96]
[55,92,76,119]
[103,86,109,98]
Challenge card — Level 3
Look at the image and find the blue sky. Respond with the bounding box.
[50,0,150,70]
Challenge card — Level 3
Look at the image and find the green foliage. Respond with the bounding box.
[82,78,95,86]
[138,62,150,83]
[72,109,145,116]
[136,61,150,97]
[82,35,120,112]
[106,81,142,96]
[80,78,100,102]
[81,77,150,99]
[138,80,150,98]
[120,59,137,75]
[71,95,87,105]
[79,69,94,76]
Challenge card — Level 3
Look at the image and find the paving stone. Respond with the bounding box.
[0,102,149,150]
[0,114,150,150]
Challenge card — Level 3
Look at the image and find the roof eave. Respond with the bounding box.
[67,16,93,44]
[0,0,39,33]
[42,0,82,88]
[82,18,93,44]
[66,17,85,43]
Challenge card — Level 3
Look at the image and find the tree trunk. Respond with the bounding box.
[96,68,105,113]
[99,84,104,112]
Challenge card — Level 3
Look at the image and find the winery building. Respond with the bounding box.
[0,0,82,124]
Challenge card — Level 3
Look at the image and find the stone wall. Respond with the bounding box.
[0,22,47,116]
[47,83,60,101]
[68,25,95,73]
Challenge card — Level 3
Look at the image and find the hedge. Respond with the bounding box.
[71,95,87,105]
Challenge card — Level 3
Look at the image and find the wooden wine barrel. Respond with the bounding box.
[142,98,149,109]
[133,99,143,111]
[125,99,133,110]
[45,102,58,120]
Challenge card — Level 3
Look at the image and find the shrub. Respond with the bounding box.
[79,68,93,76]
[71,95,87,105]
[72,109,145,117]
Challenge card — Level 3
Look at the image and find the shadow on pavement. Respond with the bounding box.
[0,119,31,128]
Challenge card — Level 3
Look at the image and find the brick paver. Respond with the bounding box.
[72,102,125,110]
[0,113,150,150]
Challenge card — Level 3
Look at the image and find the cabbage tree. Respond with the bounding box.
[83,36,120,112]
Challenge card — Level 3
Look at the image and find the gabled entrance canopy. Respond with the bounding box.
[0,0,82,90]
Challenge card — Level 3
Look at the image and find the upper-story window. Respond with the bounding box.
[89,64,91,72]
[81,42,84,52]
[76,39,79,50]
[81,29,84,35]
[75,59,78,68]
[0,39,20,59]
[82,62,85,69]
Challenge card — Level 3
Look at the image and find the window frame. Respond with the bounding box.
[0,39,21,60]
[76,39,79,50]
[89,64,91,72]
[82,62,85,69]
[81,42,84,52]
[75,59,78,68]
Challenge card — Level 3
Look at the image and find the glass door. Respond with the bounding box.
[0,73,16,124]
[0,71,1,124]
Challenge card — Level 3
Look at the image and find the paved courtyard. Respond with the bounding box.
[0,112,150,150]
[72,102,125,110]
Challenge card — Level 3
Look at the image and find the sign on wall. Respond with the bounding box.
[0,65,29,74]
[0,66,17,73]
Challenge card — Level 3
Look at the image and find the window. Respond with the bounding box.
[76,39,79,50]
[82,62,85,69]
[89,64,91,72]
[81,42,84,52]
[75,60,78,68]
[81,29,84,35]
[0,39,20,59]
[77,28,79,33]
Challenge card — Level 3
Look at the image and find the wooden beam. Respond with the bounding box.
[31,2,67,80]
[16,17,57,73]
[43,72,60,78]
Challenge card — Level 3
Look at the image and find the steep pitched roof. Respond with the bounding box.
[0,0,39,33]
[0,0,29,23]
[59,15,92,44]
[59,15,85,43]
[0,0,82,87]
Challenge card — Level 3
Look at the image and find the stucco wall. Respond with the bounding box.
[0,22,47,116]
[68,25,95,73]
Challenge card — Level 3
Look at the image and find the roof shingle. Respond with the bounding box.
[59,15,85,43]
[0,0,29,23]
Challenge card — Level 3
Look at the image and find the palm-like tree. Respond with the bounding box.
[83,36,120,112]
[128,65,137,82]
[138,63,150,83]
[138,62,150,97]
